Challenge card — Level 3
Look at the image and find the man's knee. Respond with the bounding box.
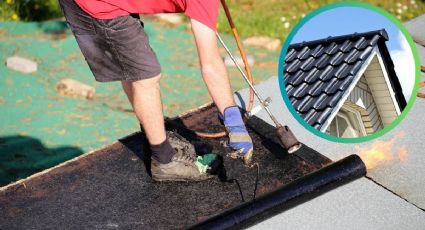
[125,74,162,88]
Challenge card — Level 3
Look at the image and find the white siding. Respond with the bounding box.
[341,54,398,134]
[345,75,384,135]
[363,55,399,125]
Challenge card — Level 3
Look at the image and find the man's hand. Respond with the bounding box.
[222,106,254,165]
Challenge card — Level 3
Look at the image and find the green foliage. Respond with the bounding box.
[0,0,18,21]
[0,0,62,22]
[1,0,425,40]
[217,0,425,40]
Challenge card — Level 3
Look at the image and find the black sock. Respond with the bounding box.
[150,138,176,164]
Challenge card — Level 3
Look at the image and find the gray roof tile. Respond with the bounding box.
[323,77,340,94]
[315,54,331,69]
[286,59,301,73]
[334,63,351,79]
[354,37,368,49]
[324,42,339,55]
[300,56,316,71]
[310,45,325,57]
[286,49,297,62]
[304,68,320,84]
[283,29,406,130]
[358,46,374,60]
[308,80,325,97]
[314,94,330,110]
[329,51,345,65]
[369,34,381,46]
[298,46,312,60]
[318,66,336,81]
[339,40,354,52]
[304,109,317,123]
[349,61,364,75]
[345,49,361,64]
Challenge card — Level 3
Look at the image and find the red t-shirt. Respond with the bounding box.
[74,0,219,31]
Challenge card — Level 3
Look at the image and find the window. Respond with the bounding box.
[328,107,366,138]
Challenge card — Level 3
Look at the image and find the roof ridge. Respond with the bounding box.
[289,29,388,49]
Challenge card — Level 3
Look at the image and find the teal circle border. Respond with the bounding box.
[278,1,420,143]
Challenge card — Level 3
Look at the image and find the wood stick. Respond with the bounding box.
[417,93,425,98]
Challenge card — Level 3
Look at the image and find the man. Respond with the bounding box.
[59,0,254,182]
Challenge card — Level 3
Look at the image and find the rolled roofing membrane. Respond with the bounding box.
[190,154,366,229]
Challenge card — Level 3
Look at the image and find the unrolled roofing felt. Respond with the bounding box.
[0,104,331,229]
[283,29,406,130]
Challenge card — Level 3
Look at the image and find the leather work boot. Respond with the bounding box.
[151,132,214,182]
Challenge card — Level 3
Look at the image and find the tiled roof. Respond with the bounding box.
[283,29,406,130]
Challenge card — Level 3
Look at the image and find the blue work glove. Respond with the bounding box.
[221,106,254,165]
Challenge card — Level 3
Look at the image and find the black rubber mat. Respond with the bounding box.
[0,104,330,229]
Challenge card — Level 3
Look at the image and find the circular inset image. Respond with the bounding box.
[279,2,420,143]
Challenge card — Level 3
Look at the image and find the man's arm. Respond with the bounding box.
[190,19,254,165]
[190,18,235,114]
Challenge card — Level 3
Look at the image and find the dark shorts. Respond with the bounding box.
[58,0,161,82]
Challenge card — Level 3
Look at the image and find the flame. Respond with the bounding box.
[397,146,407,161]
[356,132,407,170]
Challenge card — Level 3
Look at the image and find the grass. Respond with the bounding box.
[1,0,424,40]
[0,0,62,22]
[216,0,425,40]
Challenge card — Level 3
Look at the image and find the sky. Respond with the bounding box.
[290,7,415,99]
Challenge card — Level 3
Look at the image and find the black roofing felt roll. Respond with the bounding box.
[189,154,366,230]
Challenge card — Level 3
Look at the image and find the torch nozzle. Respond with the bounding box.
[276,125,302,153]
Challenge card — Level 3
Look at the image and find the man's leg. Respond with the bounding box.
[121,76,179,166]
[121,76,213,181]
[121,75,166,145]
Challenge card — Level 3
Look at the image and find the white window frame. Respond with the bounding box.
[341,105,367,136]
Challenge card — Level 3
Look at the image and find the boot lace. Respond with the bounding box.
[173,145,196,163]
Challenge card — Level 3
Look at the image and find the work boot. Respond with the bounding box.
[221,106,254,166]
[151,132,213,182]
